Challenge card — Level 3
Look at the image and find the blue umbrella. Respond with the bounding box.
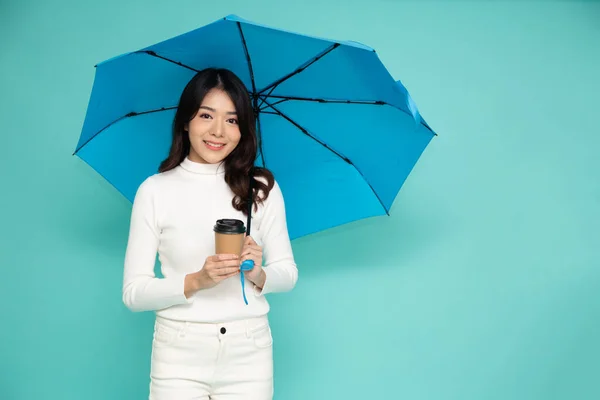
[74,14,436,241]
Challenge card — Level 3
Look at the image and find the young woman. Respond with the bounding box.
[122,67,298,399]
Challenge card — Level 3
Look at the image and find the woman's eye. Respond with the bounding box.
[228,118,238,124]
[199,113,211,119]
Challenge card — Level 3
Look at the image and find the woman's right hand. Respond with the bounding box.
[185,254,240,297]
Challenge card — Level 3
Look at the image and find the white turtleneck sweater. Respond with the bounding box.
[122,157,298,323]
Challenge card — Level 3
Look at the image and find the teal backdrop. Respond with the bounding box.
[1,1,599,399]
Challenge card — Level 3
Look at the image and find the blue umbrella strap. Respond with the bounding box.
[240,259,254,305]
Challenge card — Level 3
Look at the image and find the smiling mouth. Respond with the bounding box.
[204,141,226,150]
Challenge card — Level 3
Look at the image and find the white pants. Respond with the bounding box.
[149,315,274,400]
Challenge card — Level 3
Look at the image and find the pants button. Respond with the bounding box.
[220,327,226,334]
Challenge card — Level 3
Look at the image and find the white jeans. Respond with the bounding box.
[149,315,274,400]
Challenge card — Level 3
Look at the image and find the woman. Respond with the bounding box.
[122,67,298,400]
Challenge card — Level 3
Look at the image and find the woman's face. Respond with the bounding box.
[186,88,241,164]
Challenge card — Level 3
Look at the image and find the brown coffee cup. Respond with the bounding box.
[214,219,246,256]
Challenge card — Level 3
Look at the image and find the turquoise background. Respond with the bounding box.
[1,0,599,399]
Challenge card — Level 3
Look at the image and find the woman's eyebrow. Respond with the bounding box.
[199,106,237,115]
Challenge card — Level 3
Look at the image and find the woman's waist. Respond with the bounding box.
[155,309,269,336]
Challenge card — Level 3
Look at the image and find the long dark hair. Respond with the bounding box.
[159,68,274,215]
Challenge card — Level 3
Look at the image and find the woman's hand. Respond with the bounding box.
[185,254,240,296]
[241,236,266,289]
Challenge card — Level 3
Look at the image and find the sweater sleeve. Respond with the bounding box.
[253,180,299,296]
[122,177,193,312]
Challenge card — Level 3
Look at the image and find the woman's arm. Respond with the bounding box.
[122,177,195,311]
[253,181,299,296]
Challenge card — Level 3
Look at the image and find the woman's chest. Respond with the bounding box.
[156,185,264,259]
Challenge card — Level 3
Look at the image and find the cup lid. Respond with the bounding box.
[214,219,246,234]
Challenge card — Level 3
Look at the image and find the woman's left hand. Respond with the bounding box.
[240,236,265,287]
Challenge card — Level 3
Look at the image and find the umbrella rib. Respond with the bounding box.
[236,22,257,94]
[258,85,278,109]
[257,96,386,111]
[137,50,200,72]
[260,95,436,135]
[266,95,386,106]
[73,106,177,155]
[236,21,266,168]
[266,103,348,161]
[257,43,340,95]
[264,100,389,215]
[258,98,287,111]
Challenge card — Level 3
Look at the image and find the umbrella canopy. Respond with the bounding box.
[74,14,436,240]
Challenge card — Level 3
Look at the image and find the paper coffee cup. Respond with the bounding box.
[214,219,246,256]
